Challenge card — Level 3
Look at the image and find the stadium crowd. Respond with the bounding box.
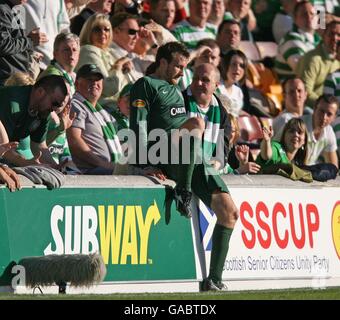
[0,0,339,290]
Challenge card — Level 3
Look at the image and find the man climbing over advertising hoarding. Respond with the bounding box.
[129,42,239,291]
[0,74,70,168]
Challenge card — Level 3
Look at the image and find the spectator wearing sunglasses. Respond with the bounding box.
[109,13,146,84]
[77,13,126,107]
[0,75,70,168]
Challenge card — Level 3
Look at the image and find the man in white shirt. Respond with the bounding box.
[24,0,70,69]
[273,77,307,140]
[302,94,338,167]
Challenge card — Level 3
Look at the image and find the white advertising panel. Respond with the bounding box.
[193,186,340,289]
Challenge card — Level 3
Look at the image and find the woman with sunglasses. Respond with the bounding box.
[77,13,128,105]
[256,118,309,170]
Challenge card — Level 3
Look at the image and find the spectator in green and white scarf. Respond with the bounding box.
[68,64,123,174]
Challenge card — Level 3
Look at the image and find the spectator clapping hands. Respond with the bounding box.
[235,144,261,174]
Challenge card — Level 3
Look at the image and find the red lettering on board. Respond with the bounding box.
[239,201,320,249]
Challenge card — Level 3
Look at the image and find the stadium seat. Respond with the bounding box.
[240,41,261,62]
[237,115,263,143]
[237,115,263,160]
[256,41,278,59]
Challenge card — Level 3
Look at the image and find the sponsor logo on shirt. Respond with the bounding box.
[170,107,186,116]
[132,99,146,108]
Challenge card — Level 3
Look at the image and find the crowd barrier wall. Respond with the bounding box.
[0,174,339,294]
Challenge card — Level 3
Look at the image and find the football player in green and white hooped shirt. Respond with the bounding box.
[129,42,239,292]
[171,0,216,51]
[275,1,321,81]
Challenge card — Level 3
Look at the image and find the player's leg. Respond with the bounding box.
[203,190,238,290]
[191,165,238,291]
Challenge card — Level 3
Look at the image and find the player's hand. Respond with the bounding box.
[143,167,167,181]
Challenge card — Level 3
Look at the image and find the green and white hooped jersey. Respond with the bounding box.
[178,68,193,91]
[275,26,321,80]
[186,88,221,159]
[171,20,216,50]
[324,70,340,103]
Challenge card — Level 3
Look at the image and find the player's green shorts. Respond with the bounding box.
[159,162,229,208]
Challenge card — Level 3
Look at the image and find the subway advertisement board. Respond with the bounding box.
[0,187,196,285]
[1,184,340,291]
[196,187,340,287]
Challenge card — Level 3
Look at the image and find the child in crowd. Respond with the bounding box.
[219,114,261,174]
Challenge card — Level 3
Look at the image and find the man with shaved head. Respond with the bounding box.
[183,62,228,169]
[182,63,239,291]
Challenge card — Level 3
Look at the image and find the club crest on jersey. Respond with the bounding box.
[132,99,146,108]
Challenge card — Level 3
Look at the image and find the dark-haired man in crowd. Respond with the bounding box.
[302,94,339,167]
[0,75,70,167]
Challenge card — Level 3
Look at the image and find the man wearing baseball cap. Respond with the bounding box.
[67,64,123,174]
